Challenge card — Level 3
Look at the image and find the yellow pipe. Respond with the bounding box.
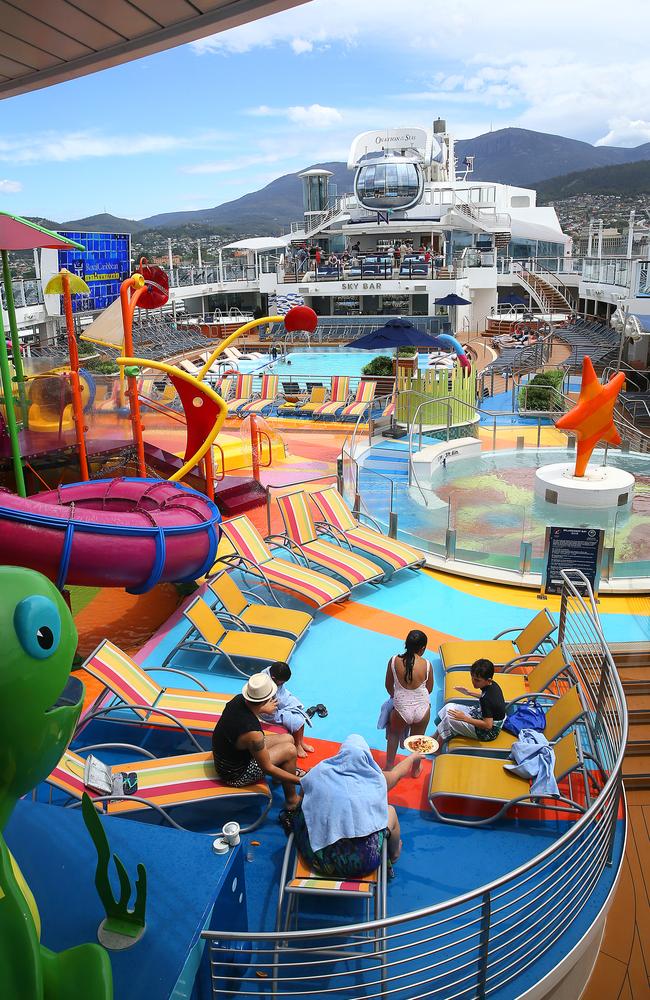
[116,357,227,483]
[197,315,284,382]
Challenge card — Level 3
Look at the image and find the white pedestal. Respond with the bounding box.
[412,437,482,482]
[534,463,635,509]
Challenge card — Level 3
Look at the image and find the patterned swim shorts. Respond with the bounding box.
[214,756,265,788]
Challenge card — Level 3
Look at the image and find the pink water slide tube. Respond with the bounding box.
[0,478,221,593]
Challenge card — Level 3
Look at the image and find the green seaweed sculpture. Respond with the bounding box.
[81,793,147,948]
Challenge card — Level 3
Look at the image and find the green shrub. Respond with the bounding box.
[84,358,120,375]
[362,355,393,376]
[519,368,565,411]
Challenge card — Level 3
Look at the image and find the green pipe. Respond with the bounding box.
[1,251,25,384]
[0,307,26,496]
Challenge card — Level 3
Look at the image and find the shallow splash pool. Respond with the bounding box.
[359,445,650,580]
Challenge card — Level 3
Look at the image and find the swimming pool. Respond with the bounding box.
[236,348,429,378]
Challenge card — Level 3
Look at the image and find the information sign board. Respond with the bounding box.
[57,231,131,313]
[541,526,605,596]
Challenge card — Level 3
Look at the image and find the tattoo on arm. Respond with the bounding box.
[251,736,265,752]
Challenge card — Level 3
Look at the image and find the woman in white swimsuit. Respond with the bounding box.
[384,630,433,770]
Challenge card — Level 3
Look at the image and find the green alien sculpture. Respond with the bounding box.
[0,566,113,1000]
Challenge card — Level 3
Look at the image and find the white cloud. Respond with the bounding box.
[290,38,313,54]
[0,130,228,164]
[0,179,22,193]
[596,118,650,147]
[191,0,650,145]
[287,104,342,128]
[182,153,286,175]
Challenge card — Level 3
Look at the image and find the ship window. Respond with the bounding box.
[511,195,531,207]
[442,189,453,205]
[424,190,432,204]
[469,188,481,203]
[355,158,422,210]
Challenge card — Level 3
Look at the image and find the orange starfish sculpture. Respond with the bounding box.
[555,357,625,477]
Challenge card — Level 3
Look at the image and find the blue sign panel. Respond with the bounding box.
[57,231,131,313]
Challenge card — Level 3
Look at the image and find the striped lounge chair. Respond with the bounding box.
[226,374,254,413]
[338,381,377,420]
[313,376,351,417]
[310,486,424,575]
[49,747,272,832]
[80,638,231,742]
[273,489,384,589]
[240,374,280,415]
[215,376,234,402]
[218,515,350,609]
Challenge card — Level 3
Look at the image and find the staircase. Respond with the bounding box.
[610,642,650,790]
[513,266,572,316]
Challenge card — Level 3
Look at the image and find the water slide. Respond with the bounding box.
[0,478,221,593]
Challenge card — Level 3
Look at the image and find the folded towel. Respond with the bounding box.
[504,728,559,797]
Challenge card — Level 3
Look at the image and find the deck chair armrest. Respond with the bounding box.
[212,609,252,631]
[78,704,204,750]
[314,520,352,548]
[241,586,270,605]
[143,666,208,690]
[492,625,523,640]
[501,654,544,673]
[356,509,384,532]
[74,741,158,760]
[210,555,282,606]
[265,534,310,567]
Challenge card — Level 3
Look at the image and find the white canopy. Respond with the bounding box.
[223,236,292,251]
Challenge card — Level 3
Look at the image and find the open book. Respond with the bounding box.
[83,755,137,796]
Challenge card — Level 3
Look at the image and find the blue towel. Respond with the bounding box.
[260,670,309,735]
[300,734,389,852]
[376,697,393,733]
[504,729,559,797]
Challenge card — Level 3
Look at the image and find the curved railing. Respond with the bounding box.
[202,570,626,998]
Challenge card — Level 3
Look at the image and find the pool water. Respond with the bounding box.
[237,349,429,379]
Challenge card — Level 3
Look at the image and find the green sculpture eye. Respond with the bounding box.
[14,596,62,659]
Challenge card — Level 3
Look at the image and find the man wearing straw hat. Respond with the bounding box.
[212,672,302,809]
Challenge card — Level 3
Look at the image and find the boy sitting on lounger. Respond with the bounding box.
[261,661,314,759]
[432,659,506,745]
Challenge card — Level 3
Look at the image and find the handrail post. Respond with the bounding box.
[477,890,491,999]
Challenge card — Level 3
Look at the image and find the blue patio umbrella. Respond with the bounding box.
[434,293,471,306]
[345,317,454,352]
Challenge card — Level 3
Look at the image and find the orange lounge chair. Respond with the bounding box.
[439,609,557,672]
[288,385,327,415]
[207,571,312,641]
[218,515,350,609]
[313,376,351,417]
[240,374,280,415]
[443,644,573,705]
[49,747,271,832]
[274,489,385,589]
[310,485,424,574]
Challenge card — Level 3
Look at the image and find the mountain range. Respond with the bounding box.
[36,127,650,237]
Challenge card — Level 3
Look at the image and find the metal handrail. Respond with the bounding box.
[202,570,626,999]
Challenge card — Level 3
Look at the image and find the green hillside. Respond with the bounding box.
[536,159,650,200]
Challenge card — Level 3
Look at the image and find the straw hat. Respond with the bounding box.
[242,672,277,704]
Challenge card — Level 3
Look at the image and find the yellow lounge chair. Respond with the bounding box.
[446,683,586,755]
[443,645,572,705]
[49,747,271,832]
[273,489,385,590]
[240,374,280,415]
[179,595,296,674]
[439,609,556,671]
[226,374,254,413]
[207,571,312,641]
[293,385,327,415]
[80,638,230,744]
[310,485,424,574]
[429,732,590,825]
[219,515,350,609]
[313,376,351,417]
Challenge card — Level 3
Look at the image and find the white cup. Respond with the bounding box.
[222,821,240,846]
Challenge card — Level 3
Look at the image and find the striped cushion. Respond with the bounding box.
[221,516,274,565]
[54,750,269,816]
[288,876,375,894]
[83,639,161,713]
[329,376,349,402]
[263,557,348,607]
[276,490,317,546]
[347,526,423,570]
[260,375,278,397]
[234,374,253,399]
[315,400,346,416]
[310,487,357,532]
[155,689,230,730]
[303,539,382,585]
[341,400,372,418]
[354,381,376,403]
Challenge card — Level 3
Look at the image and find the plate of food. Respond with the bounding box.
[403,735,439,756]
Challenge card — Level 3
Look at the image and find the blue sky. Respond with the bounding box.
[0,0,648,221]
